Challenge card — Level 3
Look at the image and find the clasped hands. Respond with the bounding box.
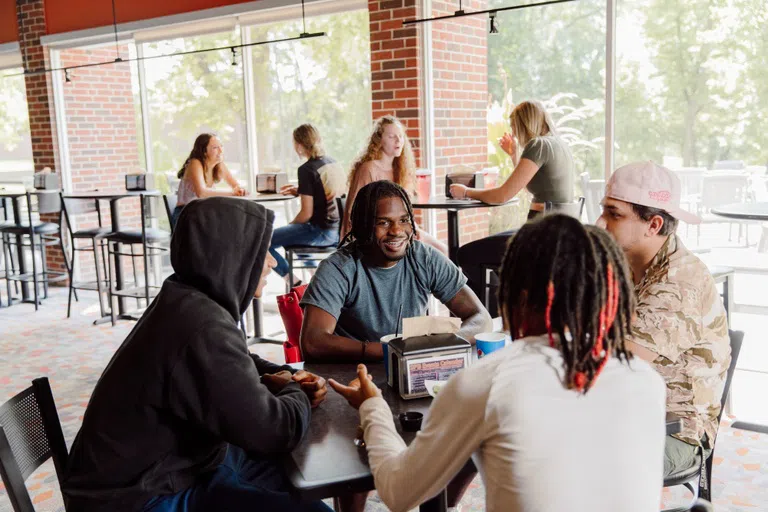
[262,370,328,408]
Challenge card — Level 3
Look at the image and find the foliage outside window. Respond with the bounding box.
[0,68,34,177]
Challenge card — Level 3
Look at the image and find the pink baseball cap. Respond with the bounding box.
[605,161,701,224]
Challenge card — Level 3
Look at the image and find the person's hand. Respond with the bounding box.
[449,184,469,200]
[292,370,328,408]
[328,364,381,409]
[498,133,517,157]
[234,186,247,197]
[261,370,293,394]
[279,184,299,196]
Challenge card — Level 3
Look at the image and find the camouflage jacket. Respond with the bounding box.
[631,235,730,447]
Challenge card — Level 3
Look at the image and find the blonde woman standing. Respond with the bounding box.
[343,116,448,256]
[269,124,346,284]
[451,100,575,313]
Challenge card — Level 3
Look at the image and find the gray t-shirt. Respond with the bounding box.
[301,241,467,343]
[520,136,574,204]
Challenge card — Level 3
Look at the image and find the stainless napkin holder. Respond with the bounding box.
[444,172,488,198]
[33,173,59,190]
[387,333,472,400]
[125,173,156,191]
[256,173,288,193]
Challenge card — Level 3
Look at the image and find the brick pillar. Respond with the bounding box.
[17,0,68,276]
[430,0,489,244]
[368,0,489,244]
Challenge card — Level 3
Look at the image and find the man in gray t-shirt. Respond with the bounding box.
[300,181,492,362]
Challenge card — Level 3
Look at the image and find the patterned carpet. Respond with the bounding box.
[0,288,766,511]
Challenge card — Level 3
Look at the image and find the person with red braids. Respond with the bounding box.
[330,214,667,512]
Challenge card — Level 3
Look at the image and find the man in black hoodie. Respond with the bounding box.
[63,197,331,512]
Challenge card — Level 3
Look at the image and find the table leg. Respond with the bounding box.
[109,199,126,315]
[11,197,30,302]
[446,210,459,265]
[419,490,448,512]
[252,297,263,338]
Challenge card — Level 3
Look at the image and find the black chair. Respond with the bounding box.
[0,377,68,512]
[662,329,743,511]
[0,192,69,310]
[105,194,171,325]
[284,196,346,289]
[60,193,112,318]
[544,196,586,219]
[162,193,178,234]
[480,197,587,311]
[0,197,20,307]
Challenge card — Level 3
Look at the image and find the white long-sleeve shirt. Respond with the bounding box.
[359,335,667,512]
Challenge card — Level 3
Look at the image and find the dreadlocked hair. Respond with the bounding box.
[497,215,635,393]
[338,180,415,251]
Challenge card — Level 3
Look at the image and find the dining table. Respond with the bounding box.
[412,196,518,265]
[712,202,768,222]
[244,193,297,339]
[283,362,684,511]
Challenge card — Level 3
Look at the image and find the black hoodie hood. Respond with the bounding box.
[170,197,274,321]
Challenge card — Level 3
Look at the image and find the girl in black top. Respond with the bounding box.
[269,124,346,283]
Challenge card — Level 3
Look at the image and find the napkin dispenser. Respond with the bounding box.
[387,333,472,400]
[33,173,59,190]
[444,172,488,198]
[125,173,156,191]
[256,173,288,193]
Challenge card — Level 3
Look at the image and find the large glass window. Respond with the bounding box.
[140,29,248,188]
[0,67,34,180]
[246,10,372,179]
[486,0,606,229]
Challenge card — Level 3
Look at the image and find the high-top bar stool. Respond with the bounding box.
[105,194,171,325]
[0,191,69,310]
[60,193,112,318]
[0,197,20,307]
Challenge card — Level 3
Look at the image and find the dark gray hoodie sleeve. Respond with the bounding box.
[168,319,311,455]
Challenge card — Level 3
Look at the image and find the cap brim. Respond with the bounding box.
[668,207,701,225]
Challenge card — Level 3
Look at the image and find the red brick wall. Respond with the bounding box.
[368,0,489,245]
[430,0,489,244]
[59,45,144,281]
[17,0,67,275]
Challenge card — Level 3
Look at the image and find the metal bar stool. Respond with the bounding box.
[105,194,171,325]
[60,193,112,318]
[0,192,69,310]
[0,197,20,307]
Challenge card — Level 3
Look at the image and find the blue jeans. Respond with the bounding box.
[269,223,338,277]
[143,445,331,512]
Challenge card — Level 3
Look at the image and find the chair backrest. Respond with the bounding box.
[579,172,604,223]
[163,194,178,232]
[700,174,749,211]
[712,160,745,171]
[718,330,743,423]
[0,377,68,512]
[544,197,585,220]
[59,193,102,237]
[335,195,347,240]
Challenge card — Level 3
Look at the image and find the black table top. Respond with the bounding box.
[283,362,430,499]
[64,190,161,200]
[712,202,768,221]
[0,188,60,198]
[242,193,296,203]
[284,362,683,500]
[412,196,518,210]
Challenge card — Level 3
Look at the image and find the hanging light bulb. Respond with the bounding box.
[231,47,238,66]
[64,69,71,83]
[489,12,499,34]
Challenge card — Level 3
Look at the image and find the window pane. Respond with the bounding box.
[141,29,248,187]
[0,67,34,180]
[246,10,372,179]
[487,0,606,230]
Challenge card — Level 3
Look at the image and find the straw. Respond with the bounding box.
[396,304,403,338]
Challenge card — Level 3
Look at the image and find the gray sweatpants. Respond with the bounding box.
[664,435,709,477]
